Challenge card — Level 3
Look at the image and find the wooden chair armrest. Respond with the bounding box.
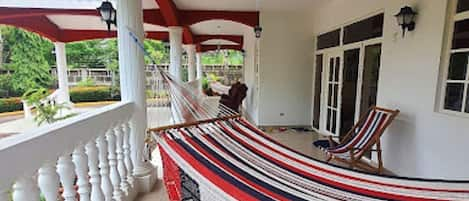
[328,136,339,149]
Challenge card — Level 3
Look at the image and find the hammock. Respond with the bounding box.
[125,28,469,200]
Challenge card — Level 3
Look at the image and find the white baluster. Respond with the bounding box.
[72,145,91,201]
[123,123,134,187]
[106,130,123,201]
[57,155,76,201]
[38,163,59,201]
[97,135,113,201]
[85,141,104,201]
[13,176,40,201]
[115,126,130,193]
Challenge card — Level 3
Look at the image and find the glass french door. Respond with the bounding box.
[325,52,342,136]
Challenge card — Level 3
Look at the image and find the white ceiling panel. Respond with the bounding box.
[191,20,251,36]
[201,39,239,45]
[48,15,167,32]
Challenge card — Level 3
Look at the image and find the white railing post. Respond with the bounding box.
[13,176,40,201]
[86,141,104,201]
[97,135,113,201]
[106,130,123,201]
[57,155,76,201]
[123,123,135,187]
[115,126,130,193]
[72,145,91,201]
[38,163,59,201]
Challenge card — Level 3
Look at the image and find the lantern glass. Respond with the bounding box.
[396,14,405,25]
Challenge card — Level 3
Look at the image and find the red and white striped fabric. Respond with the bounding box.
[154,118,469,201]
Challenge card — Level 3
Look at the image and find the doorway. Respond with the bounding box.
[324,52,342,136]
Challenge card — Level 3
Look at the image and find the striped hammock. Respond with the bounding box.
[152,117,469,201]
[126,28,469,200]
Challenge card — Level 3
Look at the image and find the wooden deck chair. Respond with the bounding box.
[324,106,399,174]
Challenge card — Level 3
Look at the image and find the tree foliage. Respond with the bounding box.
[1,26,54,94]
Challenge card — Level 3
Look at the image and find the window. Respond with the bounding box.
[441,0,469,114]
[343,14,384,45]
[317,29,340,50]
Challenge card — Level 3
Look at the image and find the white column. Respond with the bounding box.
[54,42,70,103]
[168,27,183,82]
[116,0,151,179]
[186,45,196,82]
[196,52,203,80]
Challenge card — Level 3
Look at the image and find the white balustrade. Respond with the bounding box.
[38,163,60,201]
[97,135,113,201]
[57,155,77,201]
[115,125,130,193]
[0,102,139,201]
[13,176,40,201]
[72,145,91,201]
[123,123,135,188]
[106,130,124,201]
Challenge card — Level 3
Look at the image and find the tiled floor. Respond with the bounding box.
[134,129,341,201]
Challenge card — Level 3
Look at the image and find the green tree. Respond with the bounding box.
[1,27,54,94]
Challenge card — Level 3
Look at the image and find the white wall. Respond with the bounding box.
[256,11,315,126]
[311,0,469,179]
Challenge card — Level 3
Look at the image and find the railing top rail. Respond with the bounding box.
[0,101,135,187]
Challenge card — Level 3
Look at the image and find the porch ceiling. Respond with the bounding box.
[0,0,262,52]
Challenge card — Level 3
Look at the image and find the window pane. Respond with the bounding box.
[317,29,340,50]
[329,58,334,81]
[341,49,360,137]
[444,83,465,111]
[333,84,338,108]
[313,55,323,129]
[448,53,468,80]
[343,14,384,44]
[452,19,469,49]
[361,44,382,116]
[466,86,469,113]
[328,84,333,106]
[457,0,469,13]
[335,57,340,81]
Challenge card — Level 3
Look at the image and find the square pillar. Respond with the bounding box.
[185,45,196,82]
[168,27,183,82]
[54,42,70,104]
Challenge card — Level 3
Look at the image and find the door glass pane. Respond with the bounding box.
[329,58,334,81]
[327,109,332,131]
[452,19,469,49]
[360,44,382,116]
[457,0,469,13]
[444,83,465,111]
[313,55,323,129]
[335,57,340,81]
[343,14,384,45]
[341,49,360,136]
[333,84,338,108]
[328,84,333,106]
[331,110,337,134]
[448,53,468,80]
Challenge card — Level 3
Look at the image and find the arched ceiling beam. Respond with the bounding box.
[181,11,259,28]
[195,35,243,45]
[198,44,243,53]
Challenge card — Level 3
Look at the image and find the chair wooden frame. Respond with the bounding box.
[325,106,400,174]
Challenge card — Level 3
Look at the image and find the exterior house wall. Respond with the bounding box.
[311,0,469,179]
[256,11,315,126]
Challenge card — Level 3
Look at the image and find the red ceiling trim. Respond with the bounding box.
[143,9,167,26]
[60,30,170,43]
[154,0,180,26]
[0,16,61,41]
[181,10,259,28]
[199,44,243,52]
[0,8,98,20]
[195,35,243,45]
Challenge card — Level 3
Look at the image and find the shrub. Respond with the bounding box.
[70,86,120,102]
[76,77,96,87]
[0,97,23,113]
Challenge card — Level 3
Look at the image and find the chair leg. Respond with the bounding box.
[376,139,383,174]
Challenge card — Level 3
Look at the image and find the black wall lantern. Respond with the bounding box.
[254,25,263,38]
[97,0,117,32]
[395,6,417,37]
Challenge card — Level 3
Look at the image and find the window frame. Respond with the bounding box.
[439,0,469,117]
